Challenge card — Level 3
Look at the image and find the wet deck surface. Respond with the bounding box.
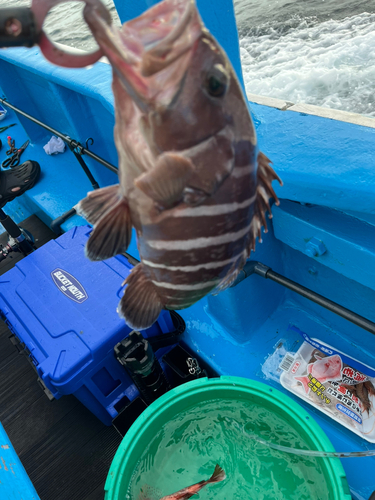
[0,215,121,500]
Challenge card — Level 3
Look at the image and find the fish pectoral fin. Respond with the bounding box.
[85,197,132,261]
[118,263,163,329]
[76,184,121,225]
[183,127,235,197]
[248,152,282,253]
[134,153,194,207]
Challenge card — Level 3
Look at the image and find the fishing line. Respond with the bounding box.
[243,430,375,458]
[226,417,375,458]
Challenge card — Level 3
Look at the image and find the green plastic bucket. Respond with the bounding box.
[105,377,351,499]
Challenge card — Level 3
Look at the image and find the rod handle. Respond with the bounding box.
[0,7,39,48]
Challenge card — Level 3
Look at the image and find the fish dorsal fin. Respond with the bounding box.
[138,484,163,500]
[135,152,194,207]
[248,152,282,252]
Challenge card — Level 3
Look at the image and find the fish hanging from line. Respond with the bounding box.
[41,0,282,329]
[138,464,226,500]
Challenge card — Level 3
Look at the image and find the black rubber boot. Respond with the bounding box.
[0,160,40,208]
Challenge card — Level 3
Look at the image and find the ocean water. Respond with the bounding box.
[235,0,375,117]
[1,0,121,51]
[128,398,329,500]
[4,0,375,116]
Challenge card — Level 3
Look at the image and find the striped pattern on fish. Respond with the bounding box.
[77,0,282,329]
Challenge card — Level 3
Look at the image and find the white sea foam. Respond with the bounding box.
[240,12,375,117]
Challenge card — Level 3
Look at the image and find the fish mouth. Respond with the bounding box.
[84,0,203,109]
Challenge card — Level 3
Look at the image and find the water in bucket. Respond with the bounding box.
[127,398,329,499]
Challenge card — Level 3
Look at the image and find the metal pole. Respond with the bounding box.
[232,261,375,336]
[68,144,99,190]
[265,269,375,336]
[0,98,118,174]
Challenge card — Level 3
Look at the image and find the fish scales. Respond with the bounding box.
[139,236,250,267]
[73,0,282,329]
[143,262,236,287]
[142,203,254,240]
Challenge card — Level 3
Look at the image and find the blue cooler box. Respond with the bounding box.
[0,226,174,425]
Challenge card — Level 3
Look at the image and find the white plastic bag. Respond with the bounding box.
[43,136,65,155]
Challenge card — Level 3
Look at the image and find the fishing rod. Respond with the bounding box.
[0,208,35,258]
[0,97,118,175]
[0,97,118,233]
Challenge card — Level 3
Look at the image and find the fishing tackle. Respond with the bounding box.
[0,123,16,134]
[114,330,171,405]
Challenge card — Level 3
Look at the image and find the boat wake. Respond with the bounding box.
[239,12,375,117]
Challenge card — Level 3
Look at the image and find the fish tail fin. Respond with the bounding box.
[118,263,163,329]
[77,185,132,261]
[207,464,226,484]
[248,152,282,252]
[294,375,310,394]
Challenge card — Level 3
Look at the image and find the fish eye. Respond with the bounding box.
[205,64,228,98]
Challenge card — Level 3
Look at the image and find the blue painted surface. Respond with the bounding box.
[0,47,117,233]
[0,226,174,426]
[0,422,40,499]
[273,201,375,293]
[252,101,375,215]
[0,0,374,498]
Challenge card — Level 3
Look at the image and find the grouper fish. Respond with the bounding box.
[37,0,282,329]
